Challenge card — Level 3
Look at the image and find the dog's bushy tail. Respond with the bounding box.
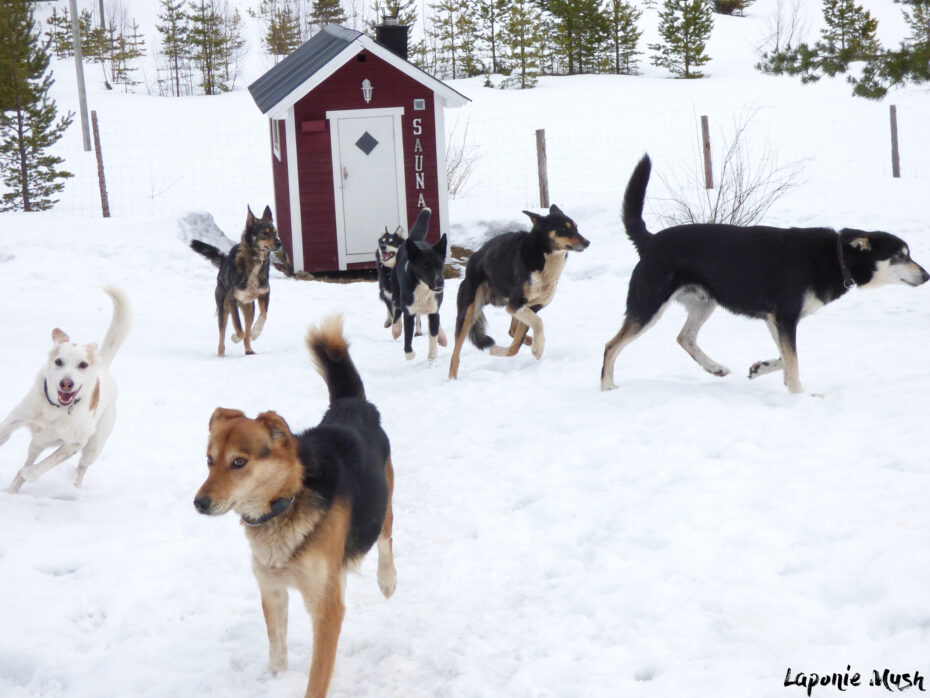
[306,315,366,403]
[408,207,432,242]
[623,154,653,255]
[99,286,131,369]
[455,275,495,351]
[190,240,227,268]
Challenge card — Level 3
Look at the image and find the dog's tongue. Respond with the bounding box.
[58,389,77,404]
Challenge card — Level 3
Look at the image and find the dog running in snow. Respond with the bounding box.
[2,287,131,493]
[600,154,930,394]
[193,315,396,698]
[390,207,448,362]
[448,205,590,380]
[190,205,282,357]
[376,225,405,328]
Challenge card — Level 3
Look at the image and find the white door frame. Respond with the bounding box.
[327,107,407,270]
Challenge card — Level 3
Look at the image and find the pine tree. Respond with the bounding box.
[500,0,541,88]
[157,0,192,96]
[111,17,146,92]
[604,0,642,75]
[309,0,346,30]
[429,0,482,78]
[188,0,225,95]
[712,0,754,15]
[852,0,930,98]
[757,0,881,84]
[0,0,74,211]
[367,0,418,33]
[256,0,302,62]
[476,0,507,73]
[546,0,609,75]
[45,7,75,59]
[649,0,714,78]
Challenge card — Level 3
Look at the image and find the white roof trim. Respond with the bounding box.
[263,34,468,118]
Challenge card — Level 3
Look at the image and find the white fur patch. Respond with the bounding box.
[409,282,439,314]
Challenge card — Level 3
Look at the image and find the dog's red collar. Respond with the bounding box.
[837,236,856,289]
[43,379,82,414]
[241,497,295,527]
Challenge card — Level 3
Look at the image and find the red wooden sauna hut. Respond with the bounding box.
[248,22,469,273]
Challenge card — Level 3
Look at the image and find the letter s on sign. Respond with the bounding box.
[413,118,422,136]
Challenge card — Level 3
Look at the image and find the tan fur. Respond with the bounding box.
[88,380,100,414]
[448,300,477,379]
[522,250,568,307]
[306,315,348,366]
[195,404,394,698]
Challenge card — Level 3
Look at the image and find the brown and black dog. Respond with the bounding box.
[193,316,396,698]
[190,205,282,356]
[449,205,589,379]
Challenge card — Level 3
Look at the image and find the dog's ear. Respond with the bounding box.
[394,225,404,238]
[52,328,70,344]
[209,407,246,430]
[256,411,292,443]
[523,210,542,227]
[246,206,256,225]
[848,237,871,252]
[433,233,448,258]
[405,238,421,260]
[262,205,273,222]
[549,204,564,217]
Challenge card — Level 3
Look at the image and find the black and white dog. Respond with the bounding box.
[449,205,590,380]
[600,154,930,393]
[390,207,448,362]
[376,226,404,329]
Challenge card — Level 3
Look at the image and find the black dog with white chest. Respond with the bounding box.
[600,154,929,393]
[448,205,590,380]
[390,207,448,362]
[376,226,404,329]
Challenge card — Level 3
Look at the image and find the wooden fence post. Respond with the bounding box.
[701,115,713,189]
[536,128,550,208]
[889,104,901,178]
[91,110,110,218]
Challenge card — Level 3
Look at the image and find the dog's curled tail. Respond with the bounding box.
[306,315,366,403]
[455,275,495,351]
[100,285,132,369]
[190,240,227,268]
[623,154,653,254]
[408,207,432,242]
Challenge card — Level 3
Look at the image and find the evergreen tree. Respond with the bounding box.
[604,0,642,75]
[0,0,73,211]
[309,0,346,29]
[256,0,302,62]
[500,0,541,88]
[649,0,714,78]
[188,0,225,95]
[367,0,418,32]
[45,7,76,59]
[712,0,754,15]
[544,0,610,75]
[430,0,481,78]
[110,17,146,92]
[852,0,930,97]
[757,0,881,84]
[476,0,507,73]
[157,0,192,96]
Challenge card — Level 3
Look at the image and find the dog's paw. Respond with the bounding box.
[748,361,769,379]
[437,328,448,347]
[268,657,288,675]
[523,334,533,347]
[21,464,41,483]
[531,336,545,360]
[383,319,392,328]
[391,323,402,340]
[378,562,397,599]
[405,351,415,361]
[230,332,244,344]
[600,378,617,392]
[5,475,25,494]
[710,366,730,378]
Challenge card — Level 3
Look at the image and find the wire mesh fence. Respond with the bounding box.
[45,101,928,218]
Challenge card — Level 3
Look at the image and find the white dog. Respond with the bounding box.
[2,287,131,493]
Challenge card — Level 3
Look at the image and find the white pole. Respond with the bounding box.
[68,0,91,152]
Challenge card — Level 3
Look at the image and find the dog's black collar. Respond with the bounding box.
[44,379,82,415]
[837,235,856,289]
[241,497,294,527]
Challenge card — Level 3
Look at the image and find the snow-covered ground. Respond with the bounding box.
[2,1,929,697]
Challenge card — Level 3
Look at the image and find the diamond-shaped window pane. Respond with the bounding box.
[355,132,379,156]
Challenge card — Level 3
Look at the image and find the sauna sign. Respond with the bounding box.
[412,117,427,209]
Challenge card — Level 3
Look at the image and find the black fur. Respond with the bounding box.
[390,208,447,360]
[376,227,405,329]
[452,204,589,354]
[601,153,930,393]
[190,205,282,356]
[302,332,388,560]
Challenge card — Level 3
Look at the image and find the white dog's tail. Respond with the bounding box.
[99,286,132,368]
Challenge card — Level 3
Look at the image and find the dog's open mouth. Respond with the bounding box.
[58,387,81,405]
[380,249,395,261]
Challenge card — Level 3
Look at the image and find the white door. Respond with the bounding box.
[328,108,407,268]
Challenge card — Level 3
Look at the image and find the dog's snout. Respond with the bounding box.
[59,378,74,391]
[576,237,591,251]
[193,496,212,514]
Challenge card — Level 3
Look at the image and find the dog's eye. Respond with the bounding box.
[206,455,214,467]
[231,457,247,469]
[54,358,63,367]
[78,361,88,370]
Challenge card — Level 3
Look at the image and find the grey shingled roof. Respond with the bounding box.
[248,25,363,115]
